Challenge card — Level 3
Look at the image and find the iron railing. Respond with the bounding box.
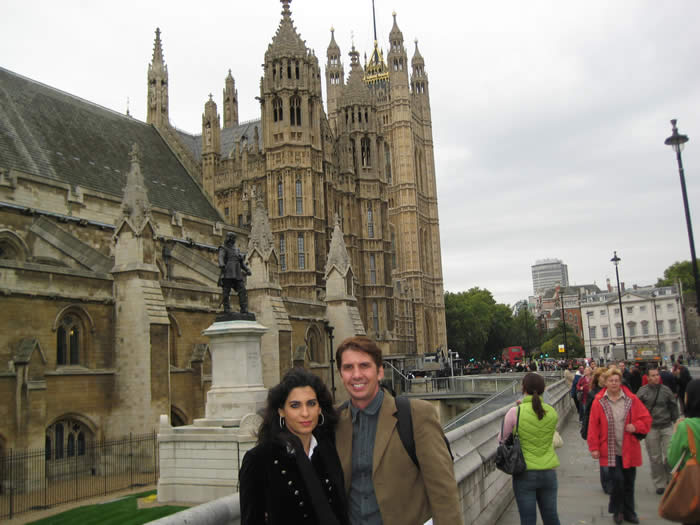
[0,431,158,520]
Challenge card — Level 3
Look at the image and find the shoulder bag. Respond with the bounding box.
[495,406,527,475]
[658,423,700,522]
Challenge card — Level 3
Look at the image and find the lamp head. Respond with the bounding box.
[665,119,689,153]
[610,251,621,266]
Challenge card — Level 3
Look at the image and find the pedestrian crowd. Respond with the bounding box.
[564,359,698,525]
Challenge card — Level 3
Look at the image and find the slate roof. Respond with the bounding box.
[175,119,262,162]
[0,67,221,222]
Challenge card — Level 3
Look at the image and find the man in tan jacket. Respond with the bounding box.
[335,336,461,525]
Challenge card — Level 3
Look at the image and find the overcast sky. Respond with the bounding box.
[3,0,700,306]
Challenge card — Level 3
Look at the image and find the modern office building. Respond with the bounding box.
[531,258,569,294]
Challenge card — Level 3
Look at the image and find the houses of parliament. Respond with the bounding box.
[0,0,447,451]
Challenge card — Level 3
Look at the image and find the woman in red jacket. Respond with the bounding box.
[587,368,652,524]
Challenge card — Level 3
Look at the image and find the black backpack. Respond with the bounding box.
[340,395,453,469]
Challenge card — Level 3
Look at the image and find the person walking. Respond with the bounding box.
[581,367,610,493]
[577,367,593,423]
[587,368,652,524]
[674,364,693,415]
[499,372,561,525]
[239,368,349,525]
[636,367,679,494]
[334,336,460,525]
[666,378,700,525]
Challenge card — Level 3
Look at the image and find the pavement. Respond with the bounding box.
[496,411,674,525]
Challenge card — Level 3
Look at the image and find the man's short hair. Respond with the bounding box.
[336,336,383,370]
[226,232,236,240]
[647,366,659,375]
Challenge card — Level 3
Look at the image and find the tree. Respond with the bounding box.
[539,322,585,358]
[657,260,696,301]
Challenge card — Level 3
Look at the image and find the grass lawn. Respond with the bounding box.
[27,490,187,525]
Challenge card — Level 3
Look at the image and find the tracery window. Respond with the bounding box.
[273,97,283,122]
[279,234,287,272]
[277,181,284,216]
[290,96,301,126]
[361,137,371,167]
[367,203,374,238]
[297,233,305,270]
[57,315,81,366]
[45,418,92,460]
[296,179,303,214]
[370,254,377,284]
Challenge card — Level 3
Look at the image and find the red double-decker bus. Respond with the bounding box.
[502,346,525,366]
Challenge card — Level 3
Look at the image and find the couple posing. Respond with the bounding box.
[239,336,461,525]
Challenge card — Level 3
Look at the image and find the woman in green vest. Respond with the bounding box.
[500,372,561,525]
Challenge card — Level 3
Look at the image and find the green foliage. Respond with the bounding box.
[28,490,187,525]
[444,289,543,361]
[657,260,696,300]
[540,321,585,358]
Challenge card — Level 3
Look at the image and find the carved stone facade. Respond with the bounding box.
[0,0,446,451]
[158,2,447,355]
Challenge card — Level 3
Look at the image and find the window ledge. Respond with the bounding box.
[46,367,116,376]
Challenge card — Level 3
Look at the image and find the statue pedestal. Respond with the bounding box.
[200,319,268,426]
[157,318,268,504]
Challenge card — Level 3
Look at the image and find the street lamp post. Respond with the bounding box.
[611,251,628,360]
[559,290,568,359]
[664,119,700,308]
[323,321,336,402]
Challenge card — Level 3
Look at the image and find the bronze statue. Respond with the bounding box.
[218,232,252,314]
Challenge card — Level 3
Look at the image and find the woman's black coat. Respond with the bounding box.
[239,433,349,525]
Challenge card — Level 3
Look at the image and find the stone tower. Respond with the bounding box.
[261,0,326,301]
[147,28,169,128]
[223,70,239,129]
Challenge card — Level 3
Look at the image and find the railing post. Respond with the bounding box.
[8,449,13,520]
[129,433,133,488]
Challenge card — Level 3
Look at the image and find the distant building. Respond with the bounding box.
[581,285,687,362]
[532,258,569,295]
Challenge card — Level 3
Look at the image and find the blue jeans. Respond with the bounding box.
[513,469,561,525]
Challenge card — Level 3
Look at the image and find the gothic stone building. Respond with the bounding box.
[0,0,447,453]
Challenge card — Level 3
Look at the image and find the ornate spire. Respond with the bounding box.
[121,144,151,229]
[389,12,404,45]
[247,195,275,258]
[325,214,352,277]
[327,27,340,55]
[150,28,166,74]
[341,45,372,107]
[412,39,424,66]
[267,0,307,59]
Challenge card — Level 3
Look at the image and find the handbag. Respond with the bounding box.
[552,430,564,449]
[658,423,700,522]
[496,406,527,475]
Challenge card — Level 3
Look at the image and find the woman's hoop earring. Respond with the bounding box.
[318,413,325,426]
[279,416,285,428]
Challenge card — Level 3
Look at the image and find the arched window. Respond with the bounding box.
[384,143,392,183]
[361,137,371,167]
[273,97,283,122]
[297,233,305,270]
[46,417,94,464]
[295,179,303,214]
[277,180,284,216]
[372,301,379,333]
[290,96,301,126]
[306,325,323,363]
[287,61,292,79]
[295,61,300,80]
[370,254,377,284]
[367,203,374,238]
[56,314,82,366]
[279,234,287,272]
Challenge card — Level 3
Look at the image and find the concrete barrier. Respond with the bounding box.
[151,378,574,525]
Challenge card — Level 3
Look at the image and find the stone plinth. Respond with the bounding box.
[157,319,268,504]
[200,319,268,426]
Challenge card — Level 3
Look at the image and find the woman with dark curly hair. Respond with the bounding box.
[239,368,349,525]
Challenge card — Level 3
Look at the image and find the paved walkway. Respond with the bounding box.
[497,413,672,525]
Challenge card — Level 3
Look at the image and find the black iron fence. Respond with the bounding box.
[0,431,158,520]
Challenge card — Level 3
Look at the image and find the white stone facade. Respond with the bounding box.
[581,285,686,362]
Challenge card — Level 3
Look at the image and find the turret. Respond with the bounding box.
[387,12,408,89]
[201,94,221,199]
[325,27,344,133]
[147,28,169,128]
[223,70,239,128]
[411,39,429,98]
